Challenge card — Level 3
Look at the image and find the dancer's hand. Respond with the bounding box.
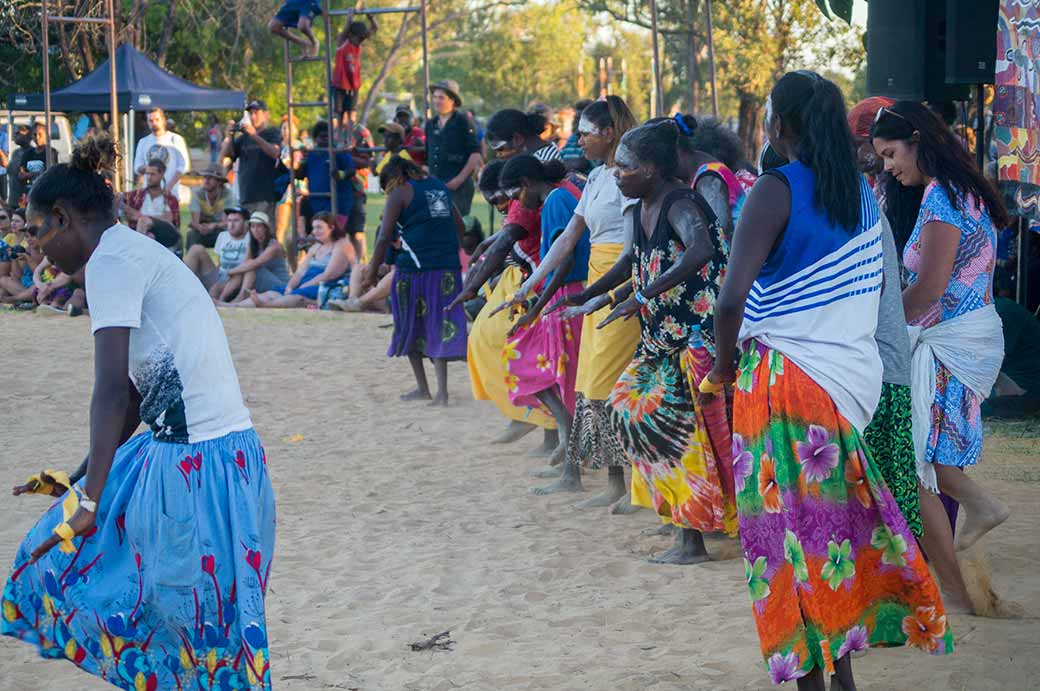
[445,287,477,312]
[560,293,610,320]
[13,470,68,498]
[487,288,530,318]
[597,296,639,328]
[697,365,735,406]
[30,507,95,563]
[507,308,539,337]
[543,289,587,316]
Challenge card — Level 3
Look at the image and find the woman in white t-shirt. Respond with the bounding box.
[497,96,643,509]
[4,136,276,691]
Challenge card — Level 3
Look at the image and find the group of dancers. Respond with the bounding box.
[1,69,1012,691]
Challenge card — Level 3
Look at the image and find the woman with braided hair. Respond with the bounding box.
[3,135,276,690]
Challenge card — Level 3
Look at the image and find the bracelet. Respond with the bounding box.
[633,290,649,306]
[78,487,97,513]
[698,376,725,395]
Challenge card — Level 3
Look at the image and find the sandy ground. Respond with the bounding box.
[0,309,1038,691]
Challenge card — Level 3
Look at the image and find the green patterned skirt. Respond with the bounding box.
[863,383,922,536]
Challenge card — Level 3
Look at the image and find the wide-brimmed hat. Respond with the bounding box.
[428,79,462,107]
[378,122,405,137]
[199,166,228,183]
[248,211,271,228]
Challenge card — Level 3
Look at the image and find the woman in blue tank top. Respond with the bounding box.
[361,156,468,405]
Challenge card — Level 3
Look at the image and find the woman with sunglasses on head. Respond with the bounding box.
[496,96,642,503]
[3,135,275,690]
[872,101,1011,613]
[447,111,562,455]
[707,72,952,689]
[571,119,736,563]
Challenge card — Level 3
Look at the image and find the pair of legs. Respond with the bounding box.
[797,655,856,691]
[268,15,318,56]
[917,464,1010,612]
[329,264,391,313]
[402,355,450,407]
[184,245,245,302]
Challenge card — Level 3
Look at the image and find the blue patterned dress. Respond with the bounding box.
[903,181,997,468]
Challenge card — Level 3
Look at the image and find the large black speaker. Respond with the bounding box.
[867,0,998,102]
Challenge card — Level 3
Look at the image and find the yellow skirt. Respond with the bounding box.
[574,243,642,400]
[467,265,555,428]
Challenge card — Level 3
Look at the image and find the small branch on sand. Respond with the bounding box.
[409,630,454,652]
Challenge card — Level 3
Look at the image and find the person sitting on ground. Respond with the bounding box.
[121,158,182,255]
[268,0,321,56]
[218,211,292,305]
[0,230,47,305]
[374,121,413,175]
[184,205,251,300]
[332,13,378,134]
[32,257,87,316]
[233,212,354,308]
[187,167,238,250]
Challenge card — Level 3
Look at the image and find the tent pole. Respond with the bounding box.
[42,0,52,173]
[126,108,135,188]
[105,0,120,191]
[648,0,663,117]
[421,0,430,124]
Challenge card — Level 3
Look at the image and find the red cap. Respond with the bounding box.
[847,96,895,139]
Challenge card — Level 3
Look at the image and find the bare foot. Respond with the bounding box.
[308,37,321,57]
[643,524,675,537]
[529,465,563,478]
[940,589,974,615]
[533,463,583,495]
[526,430,559,458]
[956,500,1010,552]
[429,393,449,407]
[648,529,710,565]
[609,490,641,515]
[492,420,537,445]
[400,389,432,401]
[575,488,625,509]
[249,290,270,307]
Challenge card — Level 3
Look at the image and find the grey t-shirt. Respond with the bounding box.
[875,215,911,386]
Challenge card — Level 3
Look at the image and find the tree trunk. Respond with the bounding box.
[156,0,178,67]
[737,91,762,161]
[685,0,699,113]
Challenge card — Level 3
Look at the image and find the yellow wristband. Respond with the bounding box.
[53,522,77,554]
[698,376,724,395]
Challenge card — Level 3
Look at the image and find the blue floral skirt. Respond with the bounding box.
[2,429,276,691]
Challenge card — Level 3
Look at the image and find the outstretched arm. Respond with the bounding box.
[445,223,524,309]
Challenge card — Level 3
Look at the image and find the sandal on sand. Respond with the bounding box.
[37,304,66,316]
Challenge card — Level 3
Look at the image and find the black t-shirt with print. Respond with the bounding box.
[232,127,282,203]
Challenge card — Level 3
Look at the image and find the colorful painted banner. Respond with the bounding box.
[994,0,1040,221]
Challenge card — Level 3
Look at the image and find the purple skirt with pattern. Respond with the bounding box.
[388,267,468,361]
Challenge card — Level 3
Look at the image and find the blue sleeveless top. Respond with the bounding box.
[395,177,461,272]
[750,159,881,312]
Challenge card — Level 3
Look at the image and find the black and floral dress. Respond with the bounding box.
[608,188,737,533]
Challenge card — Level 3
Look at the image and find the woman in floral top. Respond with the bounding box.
[873,100,1011,614]
[583,120,736,564]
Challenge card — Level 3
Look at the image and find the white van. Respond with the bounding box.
[2,112,74,163]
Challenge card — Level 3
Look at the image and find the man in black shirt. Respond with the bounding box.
[424,80,481,216]
[220,100,283,217]
[6,125,31,208]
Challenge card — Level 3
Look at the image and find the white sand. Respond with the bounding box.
[0,309,1037,690]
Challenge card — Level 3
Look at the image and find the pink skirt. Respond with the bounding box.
[503,281,585,415]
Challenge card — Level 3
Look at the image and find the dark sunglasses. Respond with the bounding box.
[0,215,8,220]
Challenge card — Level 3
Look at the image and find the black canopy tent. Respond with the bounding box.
[9,43,245,184]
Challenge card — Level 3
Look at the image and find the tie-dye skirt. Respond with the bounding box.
[2,429,276,691]
[732,340,953,684]
[608,340,736,533]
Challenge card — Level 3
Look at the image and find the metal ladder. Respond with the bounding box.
[281,2,431,263]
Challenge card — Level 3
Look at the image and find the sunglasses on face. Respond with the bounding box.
[0,215,8,221]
